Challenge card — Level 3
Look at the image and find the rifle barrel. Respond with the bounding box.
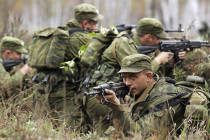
[164,29,184,32]
[201,44,210,47]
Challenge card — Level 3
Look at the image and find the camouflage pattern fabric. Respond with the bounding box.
[136,17,168,38]
[81,27,118,68]
[0,60,24,96]
[108,79,209,137]
[27,27,70,69]
[33,19,93,133]
[175,81,210,132]
[81,28,160,136]
[74,3,103,22]
[0,60,34,113]
[64,19,92,61]
[0,36,28,54]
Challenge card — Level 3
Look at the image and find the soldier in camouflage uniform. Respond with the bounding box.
[81,17,187,135]
[0,36,32,98]
[33,3,103,133]
[95,54,209,138]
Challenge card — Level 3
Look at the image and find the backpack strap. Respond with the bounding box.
[68,28,84,35]
[112,30,131,61]
[139,92,192,117]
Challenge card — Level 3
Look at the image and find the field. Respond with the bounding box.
[0,15,210,140]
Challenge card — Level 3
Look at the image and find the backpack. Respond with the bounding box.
[174,79,210,128]
[81,27,118,68]
[27,27,70,69]
[81,25,134,69]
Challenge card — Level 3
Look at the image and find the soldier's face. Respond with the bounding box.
[121,71,149,97]
[3,50,22,60]
[150,35,160,46]
[141,34,160,46]
[85,21,98,31]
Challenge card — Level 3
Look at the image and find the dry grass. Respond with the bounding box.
[1,14,209,140]
[0,94,209,140]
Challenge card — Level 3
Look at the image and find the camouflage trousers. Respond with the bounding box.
[34,81,91,133]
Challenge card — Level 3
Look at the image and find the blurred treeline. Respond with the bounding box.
[0,0,209,43]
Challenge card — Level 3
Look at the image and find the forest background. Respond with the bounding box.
[0,0,209,42]
[0,0,209,139]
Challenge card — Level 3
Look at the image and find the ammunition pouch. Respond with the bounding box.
[32,71,64,94]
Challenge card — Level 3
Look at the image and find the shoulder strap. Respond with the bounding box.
[112,30,131,61]
[131,82,156,108]
[139,92,192,117]
[68,28,84,35]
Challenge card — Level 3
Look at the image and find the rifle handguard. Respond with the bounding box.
[84,82,129,99]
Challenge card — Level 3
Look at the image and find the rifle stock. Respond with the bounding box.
[2,55,28,71]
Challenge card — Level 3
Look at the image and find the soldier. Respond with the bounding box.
[62,3,103,61]
[33,3,103,133]
[135,18,187,74]
[95,54,209,138]
[81,17,187,135]
[0,61,32,92]
[0,36,32,97]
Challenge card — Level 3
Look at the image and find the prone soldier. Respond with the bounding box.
[80,17,188,135]
[95,54,209,138]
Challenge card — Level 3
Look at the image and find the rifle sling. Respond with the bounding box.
[131,82,156,108]
[68,28,84,35]
[139,92,192,117]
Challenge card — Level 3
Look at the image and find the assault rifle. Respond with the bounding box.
[2,55,28,71]
[116,24,184,33]
[136,40,210,63]
[84,82,129,100]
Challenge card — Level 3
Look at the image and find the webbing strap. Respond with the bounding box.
[139,92,192,117]
[131,82,156,108]
[112,30,131,61]
[68,28,84,35]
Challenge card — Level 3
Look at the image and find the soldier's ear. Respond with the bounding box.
[146,72,153,79]
[81,20,88,29]
[146,34,152,40]
[5,50,12,57]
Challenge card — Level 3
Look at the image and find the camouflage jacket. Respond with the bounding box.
[109,79,186,136]
[81,29,160,136]
[0,59,25,97]
[33,19,93,96]
[85,29,159,88]
[63,19,92,61]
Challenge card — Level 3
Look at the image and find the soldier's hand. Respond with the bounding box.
[104,89,120,105]
[95,89,120,105]
[154,52,174,65]
[178,50,187,60]
[95,94,103,103]
[20,64,32,75]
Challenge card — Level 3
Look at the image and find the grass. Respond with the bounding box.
[1,14,209,140]
[0,99,209,140]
